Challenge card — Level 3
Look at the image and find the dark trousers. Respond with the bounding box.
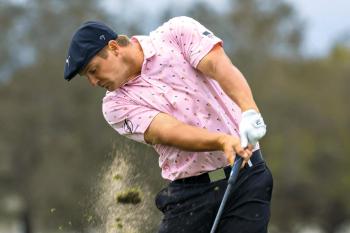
[155,161,273,233]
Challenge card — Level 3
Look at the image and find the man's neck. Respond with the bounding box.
[131,39,144,64]
[125,40,144,82]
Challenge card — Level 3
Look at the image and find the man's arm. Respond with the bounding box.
[144,113,251,165]
[197,44,258,112]
[197,44,266,149]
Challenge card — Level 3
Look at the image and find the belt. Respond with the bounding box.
[172,149,264,184]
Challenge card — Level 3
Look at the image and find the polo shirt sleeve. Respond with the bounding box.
[102,94,160,144]
[165,16,223,68]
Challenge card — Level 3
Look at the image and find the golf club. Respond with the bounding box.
[210,156,243,233]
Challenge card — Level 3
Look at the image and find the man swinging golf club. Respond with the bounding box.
[64,16,273,233]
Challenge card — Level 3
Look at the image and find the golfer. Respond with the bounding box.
[64,16,273,233]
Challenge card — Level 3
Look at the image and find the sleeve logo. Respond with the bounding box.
[202,31,214,38]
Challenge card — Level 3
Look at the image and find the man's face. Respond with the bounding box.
[80,41,140,91]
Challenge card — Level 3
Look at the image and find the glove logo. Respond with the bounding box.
[255,119,263,126]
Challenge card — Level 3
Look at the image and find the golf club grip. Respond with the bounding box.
[210,158,243,233]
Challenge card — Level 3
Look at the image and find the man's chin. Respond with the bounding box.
[106,85,117,92]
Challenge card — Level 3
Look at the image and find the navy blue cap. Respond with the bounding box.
[64,21,117,81]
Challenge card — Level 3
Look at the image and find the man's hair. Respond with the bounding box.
[97,35,130,59]
[116,35,130,47]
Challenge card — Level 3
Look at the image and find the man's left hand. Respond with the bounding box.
[239,109,266,148]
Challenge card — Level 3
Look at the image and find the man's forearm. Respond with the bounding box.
[215,59,258,112]
[145,113,249,164]
[163,125,225,151]
[145,113,225,152]
[197,45,258,112]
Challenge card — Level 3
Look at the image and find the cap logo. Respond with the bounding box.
[66,56,70,67]
[99,34,106,41]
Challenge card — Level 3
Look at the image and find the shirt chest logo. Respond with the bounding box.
[123,119,134,133]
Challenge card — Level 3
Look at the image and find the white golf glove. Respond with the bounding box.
[239,109,266,148]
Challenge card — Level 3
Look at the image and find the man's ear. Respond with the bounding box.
[108,40,119,54]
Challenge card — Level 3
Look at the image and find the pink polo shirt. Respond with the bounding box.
[103,16,246,181]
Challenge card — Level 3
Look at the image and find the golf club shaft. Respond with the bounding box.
[210,158,243,233]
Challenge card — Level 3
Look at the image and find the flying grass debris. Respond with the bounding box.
[116,188,142,204]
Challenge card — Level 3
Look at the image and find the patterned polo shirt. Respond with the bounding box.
[102,16,247,181]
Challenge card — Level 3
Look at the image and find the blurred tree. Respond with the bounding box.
[0,2,27,81]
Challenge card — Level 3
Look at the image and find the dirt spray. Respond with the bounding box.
[92,146,156,233]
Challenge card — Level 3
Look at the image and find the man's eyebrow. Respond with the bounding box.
[79,63,92,76]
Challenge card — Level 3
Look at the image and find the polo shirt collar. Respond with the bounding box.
[131,35,156,60]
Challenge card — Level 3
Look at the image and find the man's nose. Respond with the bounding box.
[87,76,99,87]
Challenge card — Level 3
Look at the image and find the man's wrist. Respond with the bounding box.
[242,107,259,114]
[216,133,229,151]
[242,109,260,117]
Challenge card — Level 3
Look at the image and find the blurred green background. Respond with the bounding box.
[0,0,349,233]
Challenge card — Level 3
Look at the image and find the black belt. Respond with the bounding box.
[173,149,264,184]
